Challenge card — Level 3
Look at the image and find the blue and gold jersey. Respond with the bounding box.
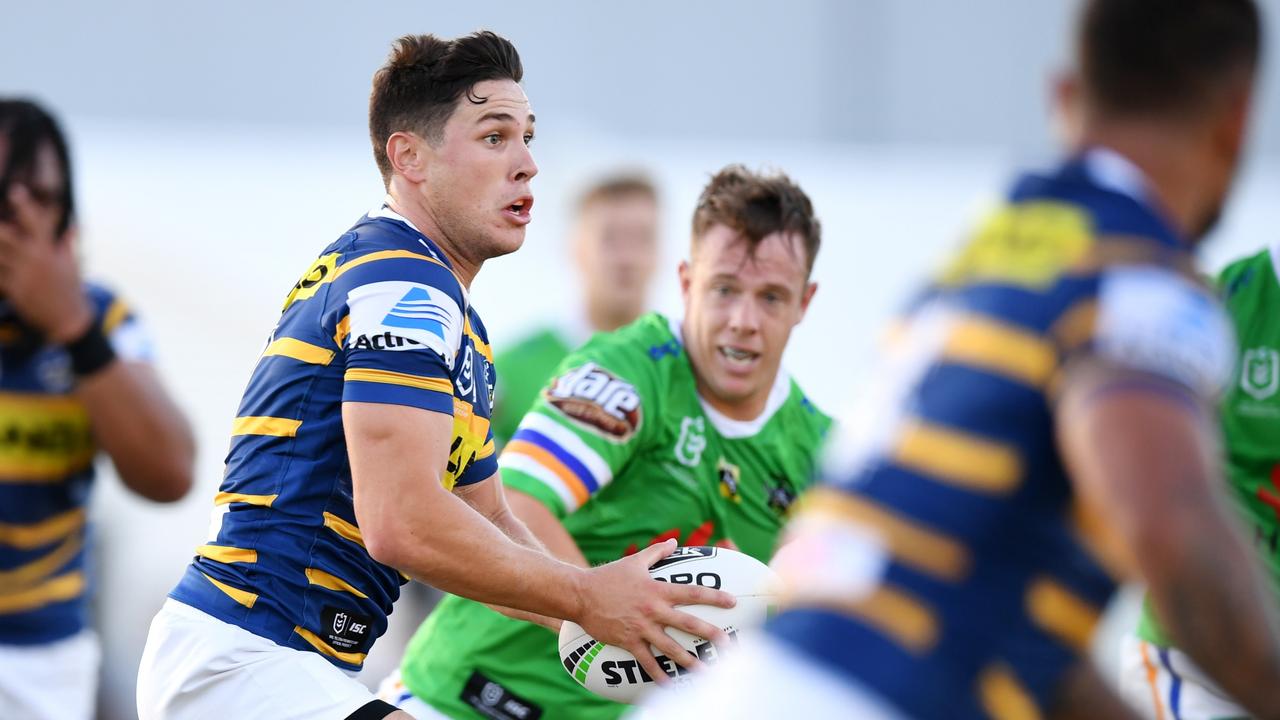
[769,150,1234,719]
[170,204,498,671]
[0,285,153,644]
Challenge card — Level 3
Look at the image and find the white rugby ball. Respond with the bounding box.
[557,545,778,704]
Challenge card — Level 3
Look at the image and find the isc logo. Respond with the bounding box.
[545,363,642,441]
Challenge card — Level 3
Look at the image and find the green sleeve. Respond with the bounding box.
[491,329,571,450]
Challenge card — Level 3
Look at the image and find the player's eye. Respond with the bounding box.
[523,132,535,146]
[713,284,734,297]
[484,133,502,146]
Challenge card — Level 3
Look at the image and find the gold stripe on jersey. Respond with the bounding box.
[293,625,367,665]
[942,316,1057,387]
[832,586,938,653]
[196,544,259,564]
[477,439,496,462]
[200,571,258,609]
[283,249,455,313]
[231,416,302,438]
[214,492,278,507]
[979,663,1044,720]
[343,368,453,395]
[799,489,970,581]
[0,571,85,614]
[333,315,351,349]
[1026,577,1100,652]
[465,318,493,363]
[305,568,369,598]
[102,299,130,333]
[324,512,364,548]
[263,337,336,366]
[0,535,82,589]
[892,421,1022,493]
[937,201,1092,290]
[0,508,85,549]
[0,393,94,482]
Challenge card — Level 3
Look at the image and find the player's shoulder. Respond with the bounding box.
[780,378,833,444]
[1218,246,1275,303]
[569,313,677,372]
[327,210,463,295]
[82,280,136,329]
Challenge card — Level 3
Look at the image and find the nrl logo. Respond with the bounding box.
[545,362,641,441]
[1242,347,1279,401]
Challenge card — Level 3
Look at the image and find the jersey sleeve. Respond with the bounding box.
[89,286,155,363]
[334,253,464,415]
[499,338,655,518]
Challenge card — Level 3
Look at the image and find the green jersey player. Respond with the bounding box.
[1121,245,1280,720]
[491,174,660,450]
[380,165,831,719]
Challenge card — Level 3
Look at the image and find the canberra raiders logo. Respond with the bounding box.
[1242,347,1280,400]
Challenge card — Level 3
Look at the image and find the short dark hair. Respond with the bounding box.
[368,31,523,185]
[0,98,74,235]
[691,165,821,277]
[576,173,658,214]
[1079,0,1261,117]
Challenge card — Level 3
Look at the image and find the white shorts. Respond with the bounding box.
[136,598,385,720]
[0,629,100,720]
[627,636,907,720]
[374,668,449,720]
[1118,634,1247,720]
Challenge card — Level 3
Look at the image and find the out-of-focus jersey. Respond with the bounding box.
[170,203,497,672]
[399,313,830,719]
[768,149,1234,719]
[0,285,153,644]
[490,326,573,450]
[1138,245,1280,647]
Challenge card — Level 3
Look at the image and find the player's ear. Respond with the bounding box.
[678,259,693,302]
[386,131,427,184]
[1051,71,1084,146]
[796,281,818,324]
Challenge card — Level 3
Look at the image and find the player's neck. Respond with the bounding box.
[584,301,638,334]
[1076,123,1215,243]
[385,190,481,288]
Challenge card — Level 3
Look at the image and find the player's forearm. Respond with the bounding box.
[1143,504,1280,720]
[1048,660,1140,720]
[76,361,195,502]
[506,489,590,568]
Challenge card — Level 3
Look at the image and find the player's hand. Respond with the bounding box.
[0,184,92,343]
[574,539,735,685]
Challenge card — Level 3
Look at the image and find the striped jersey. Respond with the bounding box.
[768,149,1235,719]
[170,203,497,671]
[0,285,153,644]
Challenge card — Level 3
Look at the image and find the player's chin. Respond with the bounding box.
[487,224,527,258]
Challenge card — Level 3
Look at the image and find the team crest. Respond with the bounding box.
[1242,347,1279,401]
[544,363,642,442]
[717,458,742,504]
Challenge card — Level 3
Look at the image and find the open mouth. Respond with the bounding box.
[719,346,760,367]
[504,195,534,223]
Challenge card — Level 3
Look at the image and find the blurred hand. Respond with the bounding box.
[575,539,736,684]
[0,185,91,343]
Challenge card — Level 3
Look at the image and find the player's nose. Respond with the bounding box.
[511,143,537,183]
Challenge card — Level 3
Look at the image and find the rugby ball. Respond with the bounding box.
[557,546,778,704]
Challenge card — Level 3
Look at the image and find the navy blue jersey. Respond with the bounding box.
[0,284,153,644]
[170,204,498,671]
[768,150,1234,719]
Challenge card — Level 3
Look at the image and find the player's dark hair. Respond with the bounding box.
[369,31,523,186]
[576,173,658,214]
[1079,0,1261,117]
[0,98,74,236]
[691,165,821,277]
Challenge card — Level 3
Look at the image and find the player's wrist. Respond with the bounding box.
[63,317,117,378]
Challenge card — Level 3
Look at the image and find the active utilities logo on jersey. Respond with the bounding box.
[544,362,641,442]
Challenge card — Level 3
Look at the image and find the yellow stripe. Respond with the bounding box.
[0,454,95,483]
[892,420,1022,493]
[477,439,496,461]
[943,316,1057,387]
[793,586,938,653]
[102,299,131,333]
[0,571,85,614]
[334,249,450,282]
[0,535,83,590]
[465,318,493,363]
[1026,578,1100,652]
[305,568,369,598]
[798,489,970,581]
[200,572,258,609]
[231,416,302,438]
[196,544,259,564]
[213,492,277,507]
[293,625,367,665]
[0,509,85,549]
[324,512,364,548]
[343,368,453,394]
[333,315,351,349]
[263,337,335,366]
[979,663,1043,720]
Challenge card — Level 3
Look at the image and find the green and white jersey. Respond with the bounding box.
[490,326,575,450]
[398,312,831,719]
[1138,246,1280,647]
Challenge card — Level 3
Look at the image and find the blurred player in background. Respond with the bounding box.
[1119,242,1280,718]
[490,173,659,450]
[640,1,1280,718]
[0,99,195,720]
[135,31,731,720]
[378,165,829,719]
